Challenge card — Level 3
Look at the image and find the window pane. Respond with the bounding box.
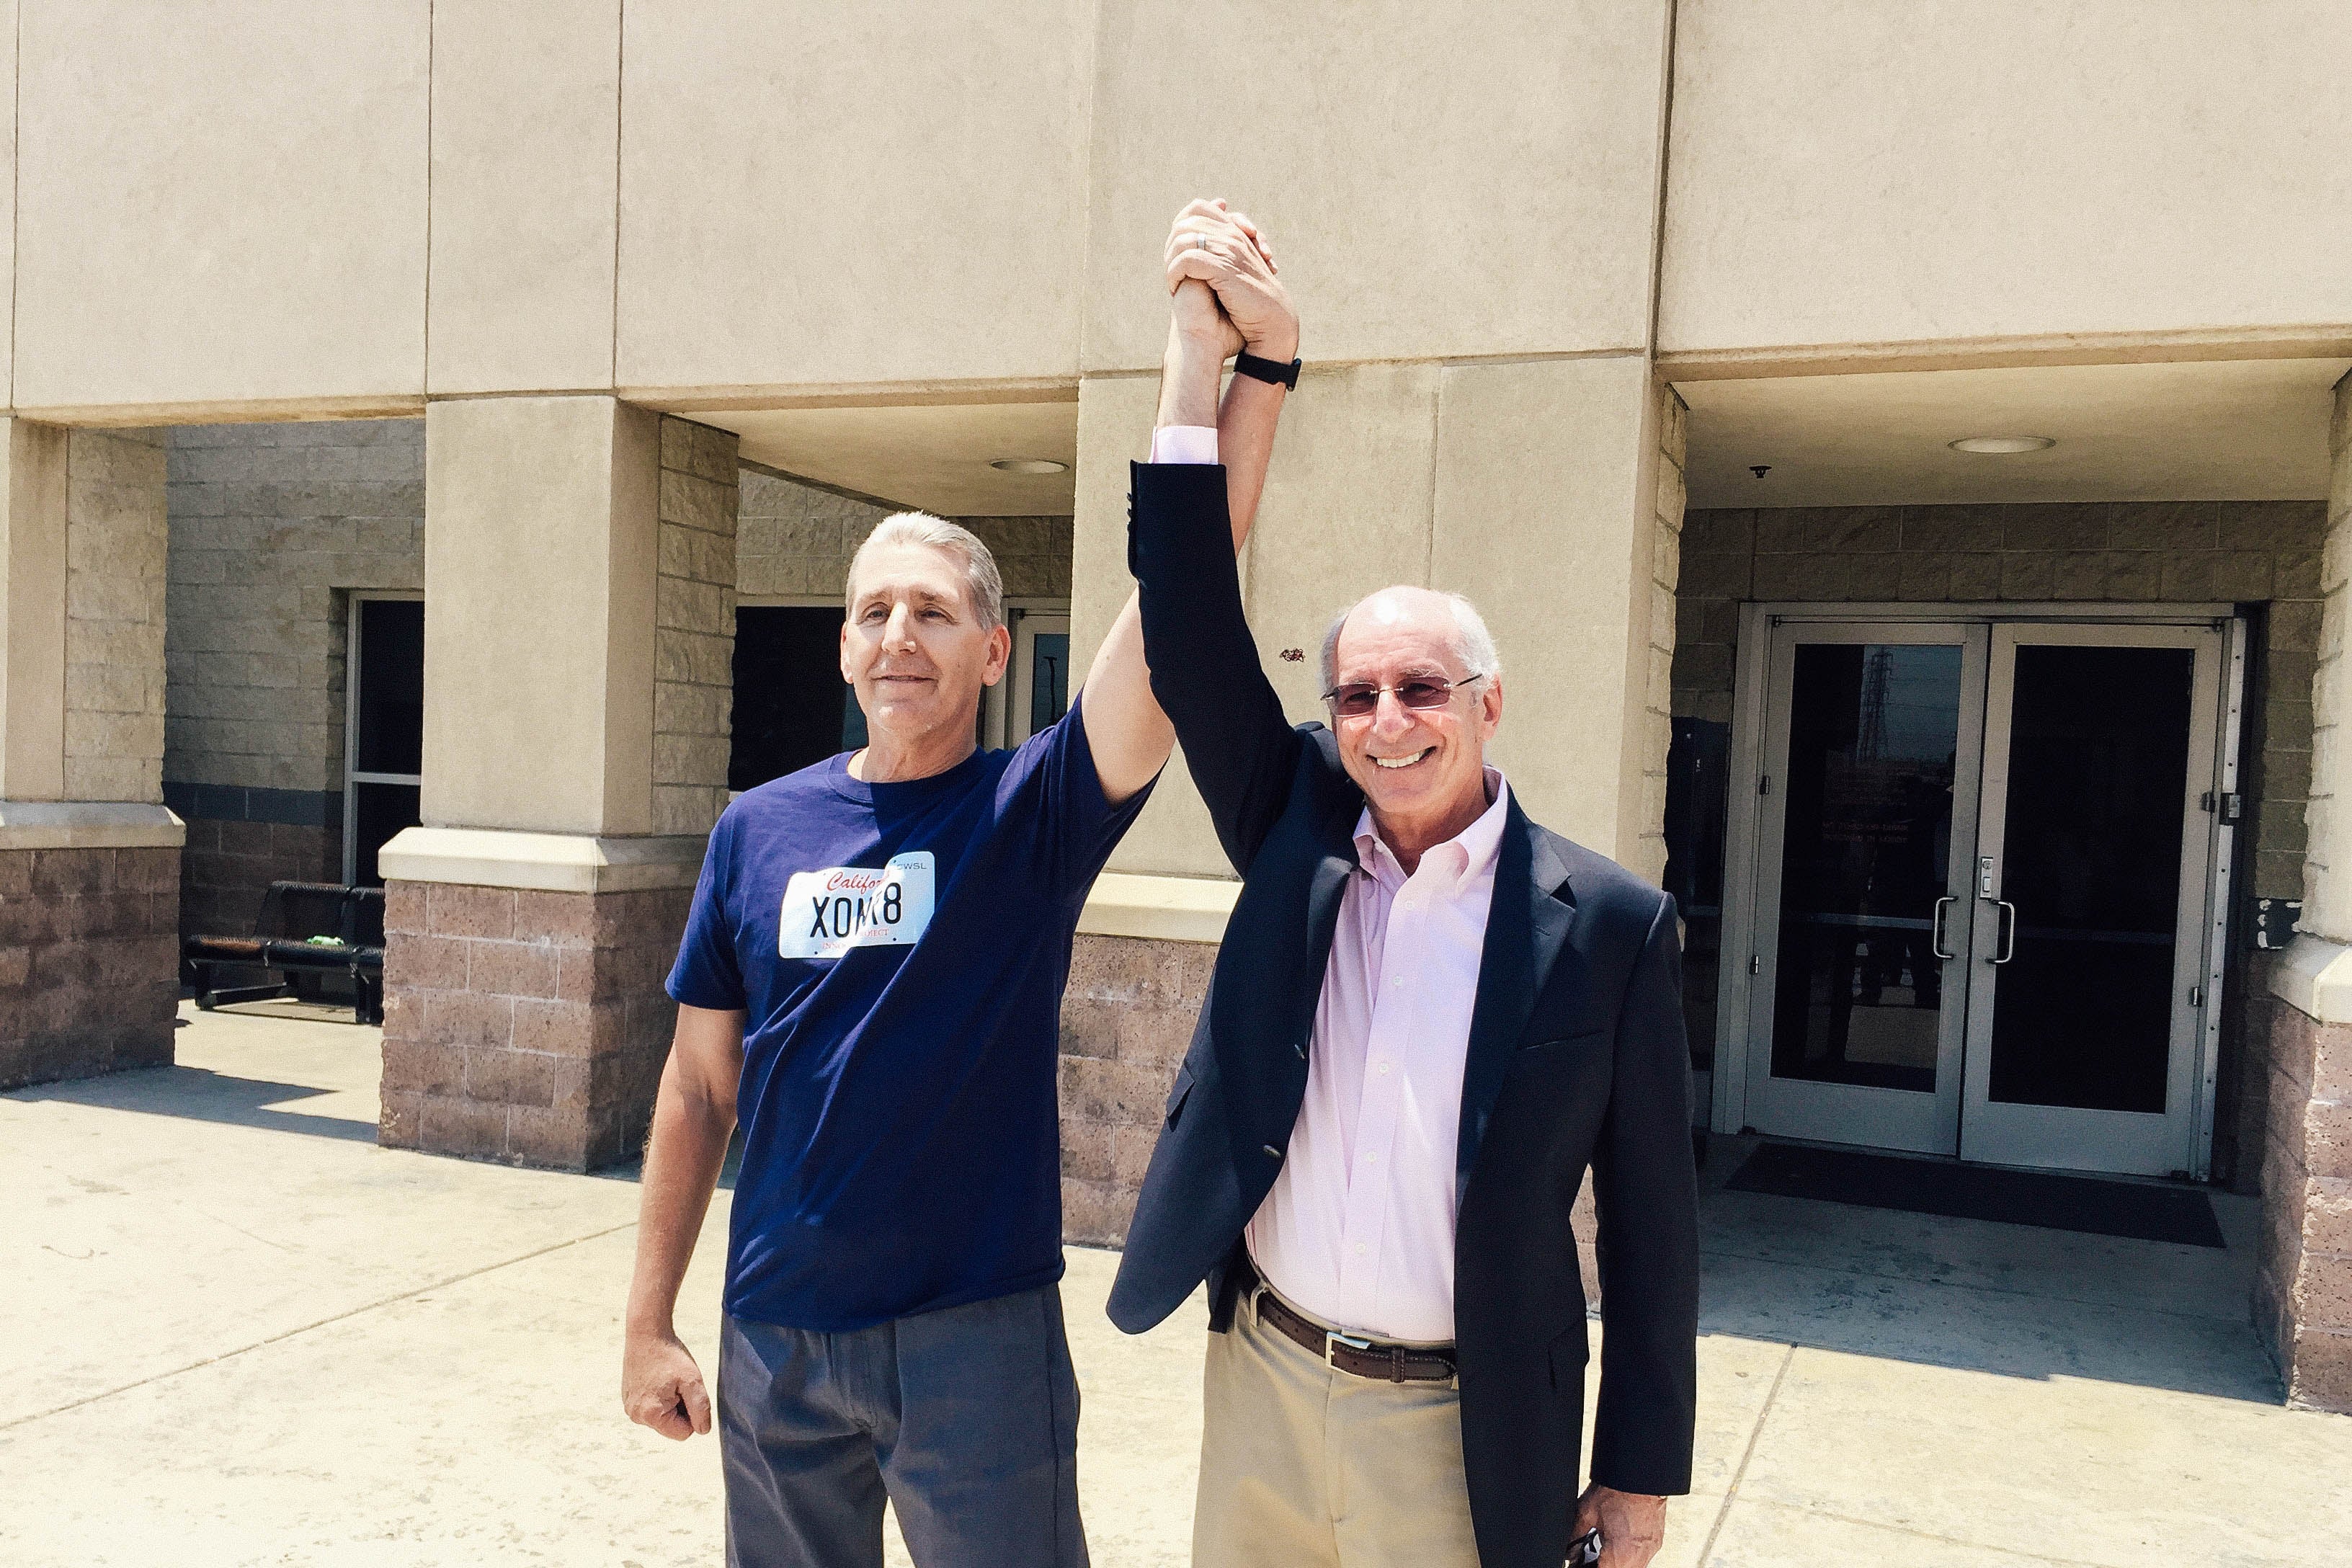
[354,599,424,775]
[1984,644,2193,1113]
[1769,643,1962,1094]
[731,606,854,790]
[1029,632,1070,735]
[352,781,421,889]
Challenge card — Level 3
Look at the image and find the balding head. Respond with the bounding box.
[1318,584,1505,864]
[1319,587,1500,694]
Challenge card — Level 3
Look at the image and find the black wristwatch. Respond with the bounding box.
[1233,349,1301,389]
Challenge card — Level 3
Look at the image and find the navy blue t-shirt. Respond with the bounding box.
[667,692,1152,1331]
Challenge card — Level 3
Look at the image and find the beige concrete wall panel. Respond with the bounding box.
[422,397,656,837]
[1084,0,1668,371]
[428,0,621,394]
[1242,363,1440,721]
[1661,3,2352,359]
[0,420,69,799]
[614,0,1090,395]
[0,4,17,404]
[14,2,430,414]
[1072,374,1227,880]
[1430,355,1654,859]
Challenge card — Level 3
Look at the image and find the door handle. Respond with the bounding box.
[1990,901,2017,965]
[1931,896,1958,961]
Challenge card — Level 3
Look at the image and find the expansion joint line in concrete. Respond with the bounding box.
[1696,1340,1791,1564]
[0,1220,639,1433]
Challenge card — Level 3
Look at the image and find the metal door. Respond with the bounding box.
[1956,623,2224,1176]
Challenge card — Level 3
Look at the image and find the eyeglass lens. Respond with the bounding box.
[1328,679,1456,717]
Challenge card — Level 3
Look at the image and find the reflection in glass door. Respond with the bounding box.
[1742,624,1987,1154]
[1959,625,2221,1175]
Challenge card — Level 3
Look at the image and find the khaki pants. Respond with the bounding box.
[1192,1286,1479,1568]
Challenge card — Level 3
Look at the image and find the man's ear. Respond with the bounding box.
[1481,674,1504,734]
[981,622,1013,687]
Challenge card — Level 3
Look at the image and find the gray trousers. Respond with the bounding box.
[718,1284,1089,1568]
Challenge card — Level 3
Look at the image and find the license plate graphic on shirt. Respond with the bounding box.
[779,852,936,960]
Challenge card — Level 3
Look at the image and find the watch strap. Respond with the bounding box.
[1232,349,1301,389]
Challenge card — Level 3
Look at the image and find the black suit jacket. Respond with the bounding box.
[1105,462,1700,1568]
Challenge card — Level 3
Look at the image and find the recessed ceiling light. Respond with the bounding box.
[989,458,1068,474]
[1948,435,2057,455]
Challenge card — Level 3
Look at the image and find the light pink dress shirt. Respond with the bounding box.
[1247,773,1510,1344]
[1149,423,1503,1343]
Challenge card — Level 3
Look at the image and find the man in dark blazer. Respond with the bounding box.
[1110,202,1699,1568]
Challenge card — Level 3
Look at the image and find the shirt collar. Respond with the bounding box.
[1353,767,1510,892]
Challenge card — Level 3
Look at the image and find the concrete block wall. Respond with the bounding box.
[653,419,740,837]
[64,430,169,804]
[1672,497,2325,1189]
[2253,1001,2352,1407]
[378,881,687,1170]
[738,467,1074,601]
[0,846,181,1091]
[1059,933,1217,1246]
[1634,387,1688,884]
[164,419,424,935]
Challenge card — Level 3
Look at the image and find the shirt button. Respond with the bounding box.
[1376,1061,1391,1075]
[1354,1243,1367,1255]
[1363,1152,1378,1163]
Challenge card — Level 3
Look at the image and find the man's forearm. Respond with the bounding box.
[1216,372,1285,552]
[1154,334,1287,555]
[624,1069,735,1336]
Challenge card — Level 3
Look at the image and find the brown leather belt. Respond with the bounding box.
[1254,1289,1457,1384]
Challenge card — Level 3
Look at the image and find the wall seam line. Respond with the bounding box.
[1644,0,1680,365]
[9,0,21,411]
[610,0,626,392]
[421,0,435,397]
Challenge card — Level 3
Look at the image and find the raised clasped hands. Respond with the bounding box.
[1163,197,1298,364]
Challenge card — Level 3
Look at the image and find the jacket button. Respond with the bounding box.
[1262,1144,1283,1159]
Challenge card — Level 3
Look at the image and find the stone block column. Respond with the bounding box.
[0,421,183,1090]
[2265,368,2352,1409]
[378,398,736,1170]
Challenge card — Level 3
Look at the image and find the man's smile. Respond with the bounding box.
[1370,747,1435,770]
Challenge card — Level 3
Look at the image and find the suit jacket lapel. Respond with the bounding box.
[1299,802,1361,1036]
[1455,803,1577,1209]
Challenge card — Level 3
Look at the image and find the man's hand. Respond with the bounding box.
[1574,1483,1667,1568]
[622,1325,713,1440]
[1165,197,1297,362]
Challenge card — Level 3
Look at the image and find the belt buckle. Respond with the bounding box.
[1324,1328,1373,1368]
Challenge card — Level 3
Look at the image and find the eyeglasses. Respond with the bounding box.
[1321,674,1484,719]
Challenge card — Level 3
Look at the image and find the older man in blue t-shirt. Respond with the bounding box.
[620,200,1299,1568]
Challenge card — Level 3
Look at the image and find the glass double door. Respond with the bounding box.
[1742,619,2224,1177]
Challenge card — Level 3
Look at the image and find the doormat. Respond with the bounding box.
[1724,1142,2225,1248]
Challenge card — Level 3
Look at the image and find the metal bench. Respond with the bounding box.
[182,880,386,1025]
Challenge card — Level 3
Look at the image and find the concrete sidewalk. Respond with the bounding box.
[4,1006,2348,1566]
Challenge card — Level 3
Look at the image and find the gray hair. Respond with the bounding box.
[846,512,1005,631]
[1318,587,1503,692]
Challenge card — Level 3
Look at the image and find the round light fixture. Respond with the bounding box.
[1948,435,2056,455]
[989,458,1068,474]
